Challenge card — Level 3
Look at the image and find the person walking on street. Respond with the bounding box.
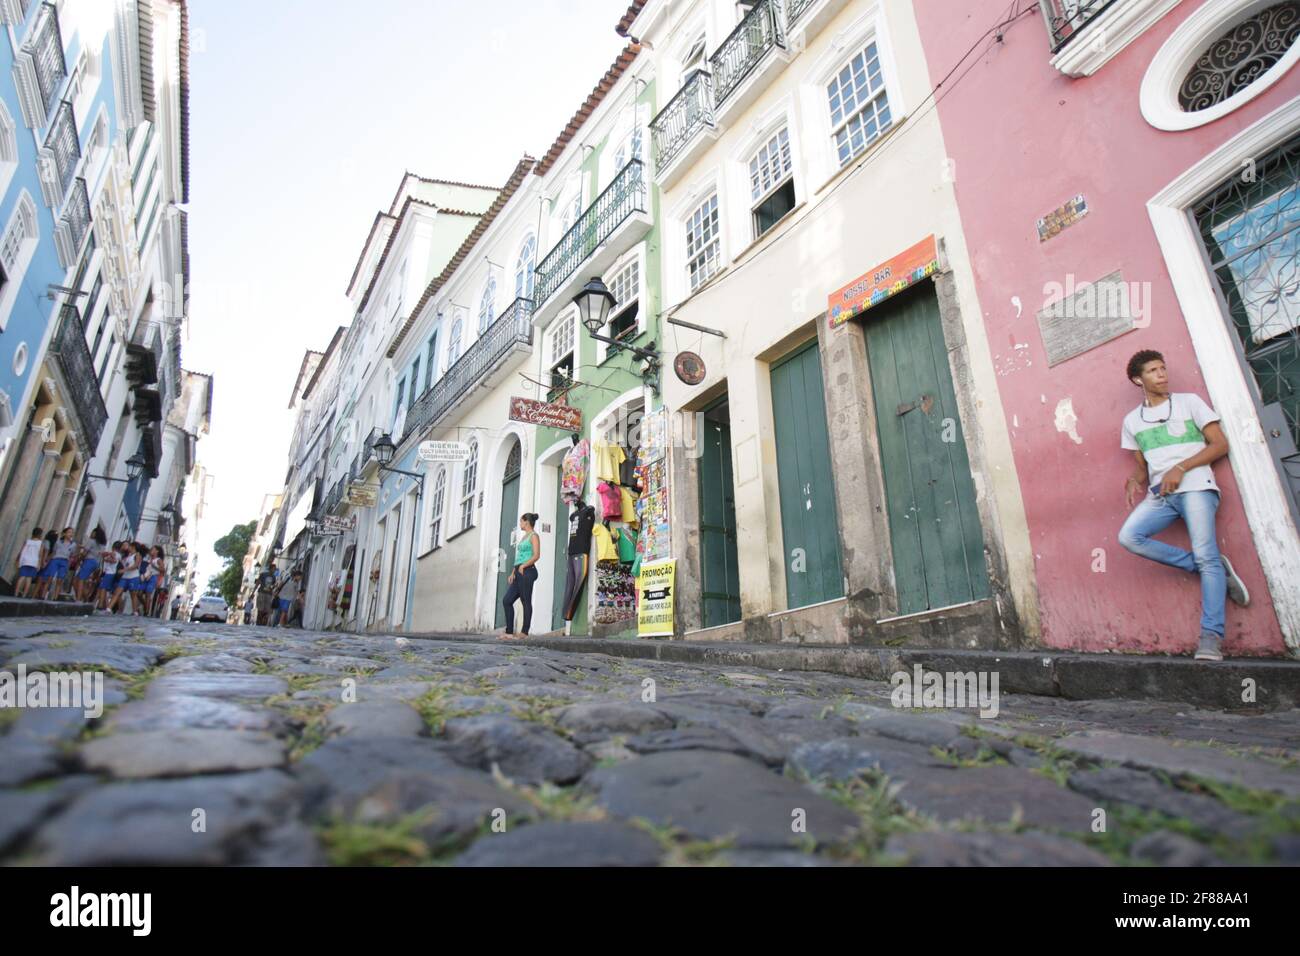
[1118,350,1251,662]
[74,528,107,603]
[12,527,45,599]
[255,563,278,625]
[500,513,541,640]
[96,541,121,611]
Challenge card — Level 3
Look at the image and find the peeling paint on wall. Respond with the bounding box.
[1054,397,1083,444]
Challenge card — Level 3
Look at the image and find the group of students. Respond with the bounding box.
[13,526,173,617]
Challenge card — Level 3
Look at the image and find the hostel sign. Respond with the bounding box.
[509,396,582,432]
[346,483,378,508]
[828,234,939,328]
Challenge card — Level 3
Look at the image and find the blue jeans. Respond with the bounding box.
[1118,490,1225,637]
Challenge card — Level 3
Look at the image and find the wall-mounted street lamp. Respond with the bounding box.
[88,452,147,484]
[573,277,661,394]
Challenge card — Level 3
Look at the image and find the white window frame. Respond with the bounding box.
[599,245,647,362]
[0,191,39,332]
[478,271,497,335]
[0,99,16,200]
[514,233,537,302]
[446,309,464,370]
[428,466,447,550]
[460,438,478,532]
[1140,0,1300,131]
[685,190,722,295]
[799,7,906,190]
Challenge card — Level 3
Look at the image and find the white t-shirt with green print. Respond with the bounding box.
[1120,393,1221,496]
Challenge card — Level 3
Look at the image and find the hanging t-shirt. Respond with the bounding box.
[567,504,595,556]
[592,524,619,562]
[597,481,622,519]
[616,526,638,563]
[593,441,626,483]
[1121,393,1221,496]
[562,439,590,498]
[619,486,638,525]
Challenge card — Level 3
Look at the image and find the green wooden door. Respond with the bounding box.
[770,341,844,608]
[699,402,741,627]
[494,443,523,628]
[865,287,989,615]
[552,473,568,631]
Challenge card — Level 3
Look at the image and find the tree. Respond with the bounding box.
[210,520,256,607]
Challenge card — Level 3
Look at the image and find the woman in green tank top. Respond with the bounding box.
[501,513,541,640]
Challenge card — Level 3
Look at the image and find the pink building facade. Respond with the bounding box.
[913,0,1300,657]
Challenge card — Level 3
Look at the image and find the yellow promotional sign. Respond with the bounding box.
[637,560,675,638]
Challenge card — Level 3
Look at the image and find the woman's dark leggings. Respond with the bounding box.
[502,565,538,634]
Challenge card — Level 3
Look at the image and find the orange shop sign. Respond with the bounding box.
[827,235,939,328]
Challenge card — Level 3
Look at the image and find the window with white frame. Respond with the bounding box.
[548,310,575,400]
[606,257,640,344]
[429,467,447,549]
[826,41,893,168]
[0,99,16,199]
[0,192,38,332]
[446,311,464,369]
[478,273,497,334]
[613,123,644,173]
[681,33,707,84]
[424,331,437,390]
[515,235,536,301]
[750,126,795,238]
[559,188,582,237]
[686,193,721,292]
[460,439,478,531]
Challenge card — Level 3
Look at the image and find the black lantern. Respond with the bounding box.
[125,452,147,481]
[573,277,616,335]
[374,432,397,466]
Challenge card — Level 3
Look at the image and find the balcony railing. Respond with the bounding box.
[1039,0,1119,52]
[361,426,384,468]
[27,2,65,115]
[400,297,534,446]
[786,0,817,27]
[51,305,107,452]
[535,160,646,309]
[44,101,80,200]
[55,176,91,269]
[710,0,786,107]
[650,70,715,171]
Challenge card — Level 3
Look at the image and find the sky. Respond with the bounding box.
[185,0,630,587]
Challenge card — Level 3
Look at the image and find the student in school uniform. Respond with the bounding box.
[97,541,121,612]
[13,527,45,598]
[111,542,142,615]
[74,528,107,603]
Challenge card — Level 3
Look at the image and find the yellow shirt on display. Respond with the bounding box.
[593,441,626,483]
[591,524,619,561]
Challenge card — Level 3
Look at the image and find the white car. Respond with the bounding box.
[190,594,229,623]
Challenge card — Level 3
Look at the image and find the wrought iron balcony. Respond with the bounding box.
[786,0,817,27]
[650,70,715,172]
[710,0,786,107]
[43,101,80,201]
[400,297,534,446]
[361,426,384,468]
[51,304,107,452]
[1039,0,1119,52]
[535,160,647,310]
[26,2,65,115]
[55,177,91,269]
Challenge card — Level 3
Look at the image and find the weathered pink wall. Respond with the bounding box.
[912,0,1298,656]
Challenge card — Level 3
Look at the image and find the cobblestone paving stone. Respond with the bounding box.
[1,616,1299,866]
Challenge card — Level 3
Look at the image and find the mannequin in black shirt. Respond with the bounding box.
[562,494,595,625]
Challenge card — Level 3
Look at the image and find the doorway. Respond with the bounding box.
[698,397,741,626]
[494,440,522,628]
[770,340,844,609]
[865,284,989,615]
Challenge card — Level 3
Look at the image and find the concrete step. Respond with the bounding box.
[0,597,95,618]
[401,631,1300,712]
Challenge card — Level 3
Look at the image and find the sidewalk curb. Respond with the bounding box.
[404,633,1300,712]
[0,598,95,618]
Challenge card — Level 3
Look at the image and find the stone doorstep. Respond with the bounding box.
[0,598,95,618]
[398,633,1300,712]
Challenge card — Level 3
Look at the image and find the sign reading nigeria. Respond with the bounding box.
[418,441,471,463]
[508,396,582,432]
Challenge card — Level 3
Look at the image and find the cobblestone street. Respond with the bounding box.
[2,615,1298,867]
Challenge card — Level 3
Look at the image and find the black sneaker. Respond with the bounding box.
[1222,555,1250,607]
